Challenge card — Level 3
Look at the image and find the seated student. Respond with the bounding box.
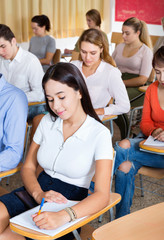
[0,73,28,174]
[0,62,113,240]
[0,24,45,119]
[29,14,56,73]
[114,46,164,219]
[71,28,130,119]
[64,9,109,54]
[153,17,164,54]
[112,17,153,138]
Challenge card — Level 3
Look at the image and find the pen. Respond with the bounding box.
[154,138,157,141]
[38,198,45,215]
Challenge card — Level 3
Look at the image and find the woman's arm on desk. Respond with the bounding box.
[123,75,148,87]
[32,159,112,230]
[39,51,54,65]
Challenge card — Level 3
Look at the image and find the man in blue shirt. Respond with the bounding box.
[0,73,28,173]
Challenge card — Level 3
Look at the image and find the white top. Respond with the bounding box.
[0,47,44,102]
[112,43,153,77]
[33,114,113,188]
[71,60,130,117]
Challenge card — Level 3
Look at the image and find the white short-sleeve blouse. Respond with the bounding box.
[33,114,113,188]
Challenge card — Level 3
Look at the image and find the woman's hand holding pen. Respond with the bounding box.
[152,128,164,142]
[32,210,70,230]
[34,190,67,204]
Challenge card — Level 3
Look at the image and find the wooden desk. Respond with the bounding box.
[139,140,164,155]
[92,202,164,240]
[10,193,121,240]
[28,101,46,107]
[61,53,72,62]
[61,53,72,58]
[138,85,148,93]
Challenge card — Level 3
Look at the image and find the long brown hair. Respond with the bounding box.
[123,17,152,49]
[86,9,101,27]
[78,28,116,67]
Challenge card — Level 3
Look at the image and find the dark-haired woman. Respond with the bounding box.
[29,14,56,72]
[0,62,113,240]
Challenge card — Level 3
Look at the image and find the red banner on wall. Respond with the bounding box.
[115,0,164,25]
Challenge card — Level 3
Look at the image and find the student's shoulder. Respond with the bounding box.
[21,47,40,61]
[115,42,125,51]
[46,35,56,42]
[30,36,36,42]
[142,44,153,55]
[102,61,121,76]
[87,115,111,136]
[71,60,81,67]
[147,81,158,92]
[5,82,27,102]
[39,113,60,128]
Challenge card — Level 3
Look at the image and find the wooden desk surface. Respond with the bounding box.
[28,101,46,106]
[102,115,117,122]
[92,202,164,240]
[139,140,164,154]
[10,193,121,240]
[138,85,148,93]
[61,53,72,58]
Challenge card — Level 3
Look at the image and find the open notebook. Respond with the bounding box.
[10,200,87,237]
[143,136,164,147]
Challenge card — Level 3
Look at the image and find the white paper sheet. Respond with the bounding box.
[143,135,164,147]
[10,200,87,237]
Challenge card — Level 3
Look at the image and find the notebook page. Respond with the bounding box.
[10,200,87,236]
[144,135,164,147]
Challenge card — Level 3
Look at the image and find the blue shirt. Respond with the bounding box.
[0,74,28,172]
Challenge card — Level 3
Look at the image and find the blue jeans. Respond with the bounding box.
[28,105,47,121]
[114,136,164,219]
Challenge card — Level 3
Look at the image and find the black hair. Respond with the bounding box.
[42,62,102,123]
[31,15,50,31]
[0,24,15,42]
[152,46,164,68]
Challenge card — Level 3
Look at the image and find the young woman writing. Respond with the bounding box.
[0,62,113,240]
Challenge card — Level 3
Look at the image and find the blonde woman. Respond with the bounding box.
[112,17,153,106]
[112,17,153,138]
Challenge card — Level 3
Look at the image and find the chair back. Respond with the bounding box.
[111,32,123,46]
[150,35,160,47]
[53,49,61,64]
[111,32,160,48]
[70,51,80,61]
